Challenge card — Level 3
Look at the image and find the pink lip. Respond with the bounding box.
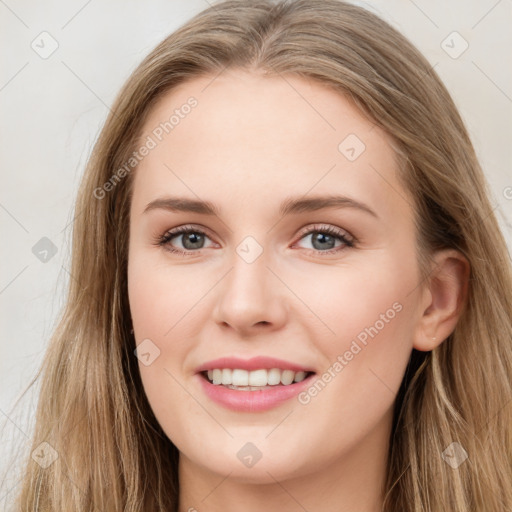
[195,356,314,373]
[196,372,316,412]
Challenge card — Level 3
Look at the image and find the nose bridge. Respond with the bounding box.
[231,241,268,296]
[213,237,287,332]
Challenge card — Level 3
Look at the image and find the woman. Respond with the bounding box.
[11,0,512,510]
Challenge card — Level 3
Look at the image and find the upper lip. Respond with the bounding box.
[195,356,315,373]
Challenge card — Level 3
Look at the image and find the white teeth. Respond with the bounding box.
[280,370,295,385]
[231,369,249,386]
[248,369,267,386]
[205,368,311,387]
[294,371,307,383]
[267,368,281,385]
[222,368,232,384]
[212,369,222,385]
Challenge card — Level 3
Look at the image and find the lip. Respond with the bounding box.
[195,356,314,373]
[196,371,316,412]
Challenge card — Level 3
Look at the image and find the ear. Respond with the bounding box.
[413,249,470,352]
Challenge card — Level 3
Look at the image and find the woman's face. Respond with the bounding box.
[128,69,429,484]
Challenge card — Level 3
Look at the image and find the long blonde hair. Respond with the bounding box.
[8,0,512,510]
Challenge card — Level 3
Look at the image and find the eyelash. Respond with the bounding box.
[156,223,355,256]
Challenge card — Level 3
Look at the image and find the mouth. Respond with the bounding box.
[200,368,315,391]
[196,359,316,413]
[195,357,317,412]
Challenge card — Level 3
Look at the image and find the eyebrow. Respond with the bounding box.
[143,194,378,219]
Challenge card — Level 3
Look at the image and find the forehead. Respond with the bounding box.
[132,68,411,222]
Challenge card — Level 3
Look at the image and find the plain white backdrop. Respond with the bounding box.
[1,0,511,507]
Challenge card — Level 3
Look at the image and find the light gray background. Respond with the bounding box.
[1,0,511,507]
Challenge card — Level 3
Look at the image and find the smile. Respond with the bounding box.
[195,356,317,412]
[203,368,311,389]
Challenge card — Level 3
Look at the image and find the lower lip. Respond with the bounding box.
[196,373,316,412]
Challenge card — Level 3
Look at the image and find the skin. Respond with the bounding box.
[127,68,469,512]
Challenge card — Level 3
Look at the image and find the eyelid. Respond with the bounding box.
[161,223,355,242]
[294,223,354,243]
[158,223,218,247]
[290,223,355,256]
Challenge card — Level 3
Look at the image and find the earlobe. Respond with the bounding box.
[412,249,470,352]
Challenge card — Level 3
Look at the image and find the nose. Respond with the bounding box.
[212,248,288,337]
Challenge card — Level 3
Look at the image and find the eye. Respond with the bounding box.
[292,224,354,255]
[156,223,355,256]
[157,225,216,255]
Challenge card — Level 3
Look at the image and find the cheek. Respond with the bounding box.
[291,255,418,405]
[127,256,200,445]
[127,252,205,337]
[288,255,416,347]
[127,252,214,392]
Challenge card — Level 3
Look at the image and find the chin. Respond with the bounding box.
[182,439,313,485]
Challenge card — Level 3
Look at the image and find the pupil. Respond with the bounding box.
[312,232,335,250]
[183,233,204,249]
